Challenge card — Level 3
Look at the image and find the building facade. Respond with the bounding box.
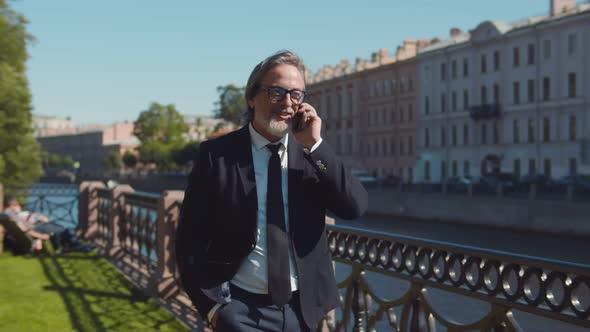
[415,0,590,182]
[307,40,428,180]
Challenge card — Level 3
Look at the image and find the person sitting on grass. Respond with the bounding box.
[3,195,76,253]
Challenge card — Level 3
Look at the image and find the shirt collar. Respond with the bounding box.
[248,122,288,152]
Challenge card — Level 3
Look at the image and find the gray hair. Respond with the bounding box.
[244,50,306,121]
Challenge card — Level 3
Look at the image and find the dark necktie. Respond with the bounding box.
[266,143,291,306]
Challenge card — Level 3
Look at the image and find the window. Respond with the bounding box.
[337,93,343,117]
[391,79,397,95]
[529,159,536,175]
[409,78,414,91]
[481,54,487,74]
[463,161,470,176]
[513,119,520,143]
[408,136,413,154]
[493,121,500,144]
[568,33,577,55]
[481,124,487,144]
[544,159,551,177]
[425,161,431,181]
[513,81,520,104]
[408,104,413,121]
[399,138,404,156]
[513,47,520,67]
[543,39,551,60]
[463,58,469,77]
[326,95,332,119]
[391,138,396,155]
[425,128,430,148]
[527,79,535,103]
[543,117,550,142]
[493,51,500,71]
[463,124,469,145]
[452,125,457,146]
[424,96,430,115]
[493,84,500,104]
[348,92,353,116]
[568,72,577,98]
[382,138,387,156]
[528,118,535,143]
[375,81,381,97]
[514,159,521,179]
[400,107,405,122]
[569,115,577,141]
[463,90,469,110]
[527,44,535,65]
[408,168,413,182]
[441,93,446,112]
[441,62,446,81]
[451,60,457,79]
[441,127,446,147]
[569,158,577,175]
[543,77,550,101]
[452,161,458,177]
[452,91,457,111]
[441,161,447,180]
[391,109,395,124]
[481,86,488,104]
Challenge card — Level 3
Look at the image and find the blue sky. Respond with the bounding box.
[11,0,566,125]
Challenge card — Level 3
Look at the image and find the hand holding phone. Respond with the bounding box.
[291,111,305,133]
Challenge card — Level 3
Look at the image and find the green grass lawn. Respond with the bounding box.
[0,251,189,332]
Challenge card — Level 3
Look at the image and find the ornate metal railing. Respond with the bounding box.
[119,192,159,274]
[323,225,590,331]
[3,184,80,227]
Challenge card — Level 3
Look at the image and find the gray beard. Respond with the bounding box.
[267,118,289,137]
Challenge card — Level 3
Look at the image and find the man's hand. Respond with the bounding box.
[291,103,322,149]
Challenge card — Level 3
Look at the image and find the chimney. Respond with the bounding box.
[550,0,575,16]
[450,28,462,37]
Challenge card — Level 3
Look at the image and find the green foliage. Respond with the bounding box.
[213,84,246,126]
[122,151,138,169]
[133,102,191,171]
[133,102,188,145]
[41,151,75,169]
[172,140,200,167]
[0,2,41,187]
[103,151,122,170]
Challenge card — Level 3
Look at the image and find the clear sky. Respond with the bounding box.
[11,0,572,125]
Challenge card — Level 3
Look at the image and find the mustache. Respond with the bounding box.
[272,107,295,115]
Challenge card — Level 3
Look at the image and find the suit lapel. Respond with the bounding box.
[235,126,257,199]
[288,134,305,221]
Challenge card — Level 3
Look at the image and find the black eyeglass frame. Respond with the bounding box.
[262,86,307,104]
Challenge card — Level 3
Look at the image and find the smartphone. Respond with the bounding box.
[292,111,305,133]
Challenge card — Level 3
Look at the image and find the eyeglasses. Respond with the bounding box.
[263,86,306,104]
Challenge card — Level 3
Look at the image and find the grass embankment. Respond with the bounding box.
[0,251,189,331]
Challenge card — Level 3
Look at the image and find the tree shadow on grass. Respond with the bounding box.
[38,252,189,332]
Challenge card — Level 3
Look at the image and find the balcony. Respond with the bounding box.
[469,103,502,121]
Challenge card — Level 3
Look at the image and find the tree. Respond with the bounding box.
[0,2,42,187]
[213,84,246,126]
[122,151,138,169]
[136,141,175,171]
[103,151,122,171]
[133,102,188,145]
[172,140,200,167]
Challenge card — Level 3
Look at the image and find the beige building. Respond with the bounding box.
[307,40,428,179]
[37,121,138,177]
[415,0,590,182]
[183,115,236,141]
[33,115,76,137]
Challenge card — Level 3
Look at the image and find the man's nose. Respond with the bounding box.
[278,92,293,106]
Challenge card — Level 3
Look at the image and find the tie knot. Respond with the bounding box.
[267,144,281,156]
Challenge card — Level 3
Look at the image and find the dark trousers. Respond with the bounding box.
[215,284,310,332]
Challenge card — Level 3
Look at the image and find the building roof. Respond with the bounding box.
[418,3,590,55]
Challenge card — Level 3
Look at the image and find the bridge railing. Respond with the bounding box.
[3,182,588,331]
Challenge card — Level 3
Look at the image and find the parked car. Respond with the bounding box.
[518,174,553,192]
[554,174,590,194]
[479,173,517,192]
[444,175,477,192]
[377,174,402,186]
[351,170,378,185]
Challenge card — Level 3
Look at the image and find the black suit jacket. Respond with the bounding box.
[176,125,368,329]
